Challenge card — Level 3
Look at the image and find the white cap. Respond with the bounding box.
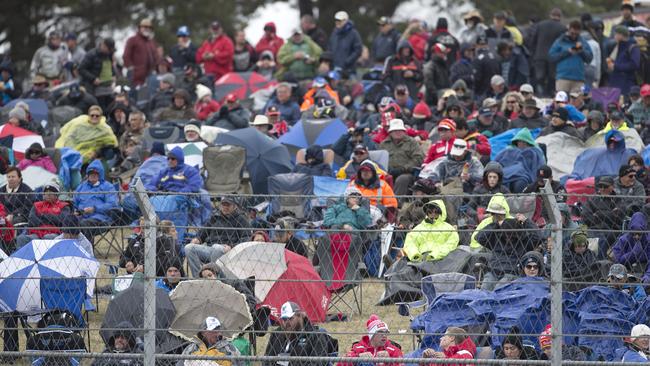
[387,118,407,133]
[555,91,569,103]
[280,301,301,320]
[631,324,650,338]
[519,84,534,94]
[490,74,505,86]
[482,98,498,108]
[334,11,349,21]
[202,316,222,331]
[450,139,468,157]
[251,115,271,126]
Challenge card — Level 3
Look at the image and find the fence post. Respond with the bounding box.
[131,178,157,366]
[540,180,562,366]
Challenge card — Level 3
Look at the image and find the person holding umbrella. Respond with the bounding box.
[179,316,241,366]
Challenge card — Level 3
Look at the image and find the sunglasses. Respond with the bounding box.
[353,151,366,155]
[526,264,539,270]
[167,157,177,161]
[506,100,517,104]
[90,114,101,118]
[521,91,531,95]
[626,174,636,179]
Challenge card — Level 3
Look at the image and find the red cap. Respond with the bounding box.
[641,84,650,97]
[438,118,457,132]
[412,101,432,119]
[226,93,238,103]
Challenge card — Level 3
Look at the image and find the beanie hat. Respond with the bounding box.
[438,118,457,132]
[196,84,212,101]
[412,101,432,119]
[539,324,552,349]
[367,314,389,338]
[9,107,26,121]
[435,18,449,30]
[150,141,166,156]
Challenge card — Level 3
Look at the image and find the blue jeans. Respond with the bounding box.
[15,233,58,250]
[184,243,227,277]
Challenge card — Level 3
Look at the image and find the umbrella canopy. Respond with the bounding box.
[217,242,330,323]
[277,118,348,151]
[3,99,49,126]
[214,127,293,194]
[0,239,99,312]
[170,280,253,339]
[0,124,45,160]
[213,72,277,102]
[100,282,176,347]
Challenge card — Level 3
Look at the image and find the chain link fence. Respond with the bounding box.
[0,185,649,365]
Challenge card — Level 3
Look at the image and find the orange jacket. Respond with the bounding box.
[350,179,398,208]
[300,85,340,111]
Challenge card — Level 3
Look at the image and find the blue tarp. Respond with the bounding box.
[494,147,546,191]
[567,130,637,181]
[642,145,650,166]
[410,280,643,361]
[488,128,541,160]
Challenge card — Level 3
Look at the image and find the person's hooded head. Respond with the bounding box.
[482,162,504,189]
[569,229,589,254]
[305,145,325,166]
[422,199,447,224]
[109,321,137,352]
[167,146,185,168]
[355,160,379,188]
[172,88,191,109]
[85,160,105,185]
[511,128,537,149]
[605,130,626,152]
[587,110,604,131]
[519,251,545,277]
[165,256,185,284]
[501,328,525,360]
[629,212,648,241]
[25,143,46,161]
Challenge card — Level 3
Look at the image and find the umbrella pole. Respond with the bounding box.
[132,178,158,366]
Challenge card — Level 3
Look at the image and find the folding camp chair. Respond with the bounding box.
[396,272,477,317]
[267,173,314,220]
[39,277,95,351]
[24,309,87,366]
[203,145,247,195]
[92,208,129,259]
[315,232,365,315]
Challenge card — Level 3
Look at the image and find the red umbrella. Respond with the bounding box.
[0,124,45,160]
[216,242,331,323]
[213,71,277,102]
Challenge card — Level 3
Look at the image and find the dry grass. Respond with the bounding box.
[2,229,423,365]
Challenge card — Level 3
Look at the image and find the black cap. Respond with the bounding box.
[353,144,368,152]
[538,165,553,179]
[494,11,508,20]
[552,107,569,122]
[630,85,641,97]
[619,164,635,177]
[610,111,624,120]
[597,176,615,188]
[476,34,488,45]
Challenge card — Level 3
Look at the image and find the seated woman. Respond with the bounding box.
[17,143,57,173]
[470,162,510,218]
[293,145,333,177]
[495,328,540,362]
[518,251,546,279]
[323,187,372,231]
[348,160,398,223]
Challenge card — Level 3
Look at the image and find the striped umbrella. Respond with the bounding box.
[213,71,277,102]
[0,239,99,312]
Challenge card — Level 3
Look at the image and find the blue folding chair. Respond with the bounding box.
[40,277,95,350]
[397,272,477,317]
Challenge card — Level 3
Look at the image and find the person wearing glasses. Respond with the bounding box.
[55,105,118,163]
[17,142,56,174]
[518,251,545,279]
[145,146,202,194]
[614,164,646,212]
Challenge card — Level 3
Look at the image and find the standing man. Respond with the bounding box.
[196,21,234,82]
[170,26,197,72]
[606,26,641,96]
[328,11,362,77]
[528,8,566,96]
[64,33,86,82]
[300,14,328,50]
[30,31,67,84]
[619,0,643,28]
[371,17,401,66]
[255,22,284,58]
[549,20,593,94]
[123,19,159,87]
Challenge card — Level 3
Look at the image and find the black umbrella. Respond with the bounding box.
[100,282,177,350]
[214,127,294,194]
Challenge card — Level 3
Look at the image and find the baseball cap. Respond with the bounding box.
[537,165,553,180]
[201,316,222,331]
[629,85,641,97]
[551,107,569,122]
[313,77,327,88]
[43,184,60,193]
[490,74,505,86]
[291,27,303,35]
[597,176,615,188]
[280,301,301,320]
[619,164,635,177]
[631,324,650,338]
[225,93,238,103]
[377,16,391,25]
[482,98,498,108]
[523,99,539,109]
[387,118,407,132]
[334,11,349,21]
[479,107,494,117]
[554,91,568,103]
[176,26,190,37]
[450,139,468,156]
[608,263,627,279]
[519,84,534,94]
[476,34,488,45]
[610,110,624,120]
[353,144,368,153]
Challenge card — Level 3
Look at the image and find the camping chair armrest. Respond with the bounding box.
[396,299,427,317]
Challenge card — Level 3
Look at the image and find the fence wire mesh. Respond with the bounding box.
[0,189,649,366]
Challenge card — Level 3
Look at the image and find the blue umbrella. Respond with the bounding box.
[0,239,99,312]
[214,127,294,194]
[3,98,49,126]
[278,118,348,151]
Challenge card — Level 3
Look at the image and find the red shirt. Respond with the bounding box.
[424,137,456,164]
[196,35,235,79]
